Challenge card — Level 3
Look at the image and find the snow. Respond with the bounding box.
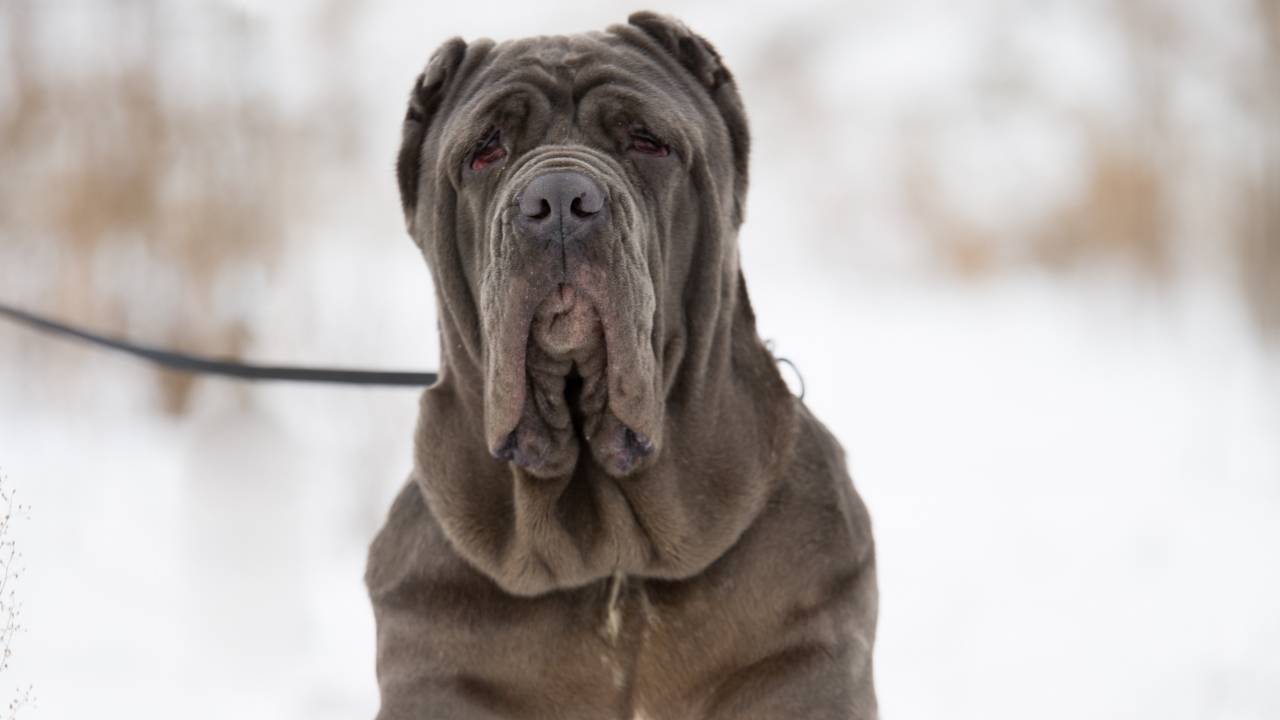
[1,1,1277,718]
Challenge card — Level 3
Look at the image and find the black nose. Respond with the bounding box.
[517,171,606,239]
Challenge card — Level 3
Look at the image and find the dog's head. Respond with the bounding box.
[399,14,794,594]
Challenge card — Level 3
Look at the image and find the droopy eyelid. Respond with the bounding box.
[473,126,500,150]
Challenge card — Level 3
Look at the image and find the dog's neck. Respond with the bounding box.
[412,272,797,597]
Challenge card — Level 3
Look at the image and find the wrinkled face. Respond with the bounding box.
[413,34,731,479]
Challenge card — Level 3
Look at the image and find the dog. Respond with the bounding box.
[365,12,878,719]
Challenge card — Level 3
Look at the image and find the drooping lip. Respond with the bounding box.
[568,270,661,449]
[483,276,661,477]
[484,280,599,455]
[482,273,540,457]
[543,283,576,314]
[530,284,596,357]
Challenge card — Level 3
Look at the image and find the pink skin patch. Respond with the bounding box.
[530,284,600,358]
[471,145,507,171]
[494,282,653,477]
[630,137,668,157]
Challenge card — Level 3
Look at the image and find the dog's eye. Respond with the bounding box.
[629,130,669,157]
[470,130,507,171]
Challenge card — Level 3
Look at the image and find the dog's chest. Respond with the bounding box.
[590,572,659,704]
[583,570,766,720]
[576,572,686,720]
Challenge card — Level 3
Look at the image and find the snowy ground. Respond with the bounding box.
[5,272,1278,720]
[1,1,1278,719]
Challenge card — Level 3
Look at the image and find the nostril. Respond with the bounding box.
[519,190,553,220]
[530,199,551,220]
[569,195,598,218]
[576,188,604,216]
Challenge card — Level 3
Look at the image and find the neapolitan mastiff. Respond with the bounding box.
[366,12,878,719]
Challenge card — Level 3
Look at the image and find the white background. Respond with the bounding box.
[1,1,1278,718]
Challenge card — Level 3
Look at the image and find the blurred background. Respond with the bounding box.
[1,0,1277,718]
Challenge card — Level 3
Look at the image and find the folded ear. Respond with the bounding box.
[626,12,750,224]
[396,37,468,230]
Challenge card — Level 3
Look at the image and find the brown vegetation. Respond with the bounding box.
[0,2,347,412]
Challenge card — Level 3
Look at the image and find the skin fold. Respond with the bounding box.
[366,12,878,719]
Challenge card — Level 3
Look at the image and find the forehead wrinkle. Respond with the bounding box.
[450,84,533,141]
[602,33,718,128]
[449,41,560,122]
[486,32,642,105]
[448,31,710,168]
[488,34,600,85]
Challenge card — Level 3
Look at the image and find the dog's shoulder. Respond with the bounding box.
[365,477,491,607]
[633,402,878,718]
[364,478,433,601]
[746,399,875,571]
[720,399,878,635]
[365,479,630,719]
[650,398,876,631]
[786,401,876,559]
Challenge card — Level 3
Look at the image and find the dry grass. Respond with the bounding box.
[909,0,1277,338]
[1031,139,1169,279]
[1238,172,1280,336]
[1,0,1276,405]
[1236,0,1280,336]
[0,2,345,413]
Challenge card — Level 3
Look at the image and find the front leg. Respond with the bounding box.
[632,419,880,720]
[371,598,529,720]
[701,640,877,720]
[366,482,625,720]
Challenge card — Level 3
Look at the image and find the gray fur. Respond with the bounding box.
[368,12,878,719]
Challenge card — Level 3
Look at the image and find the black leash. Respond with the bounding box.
[0,301,437,387]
